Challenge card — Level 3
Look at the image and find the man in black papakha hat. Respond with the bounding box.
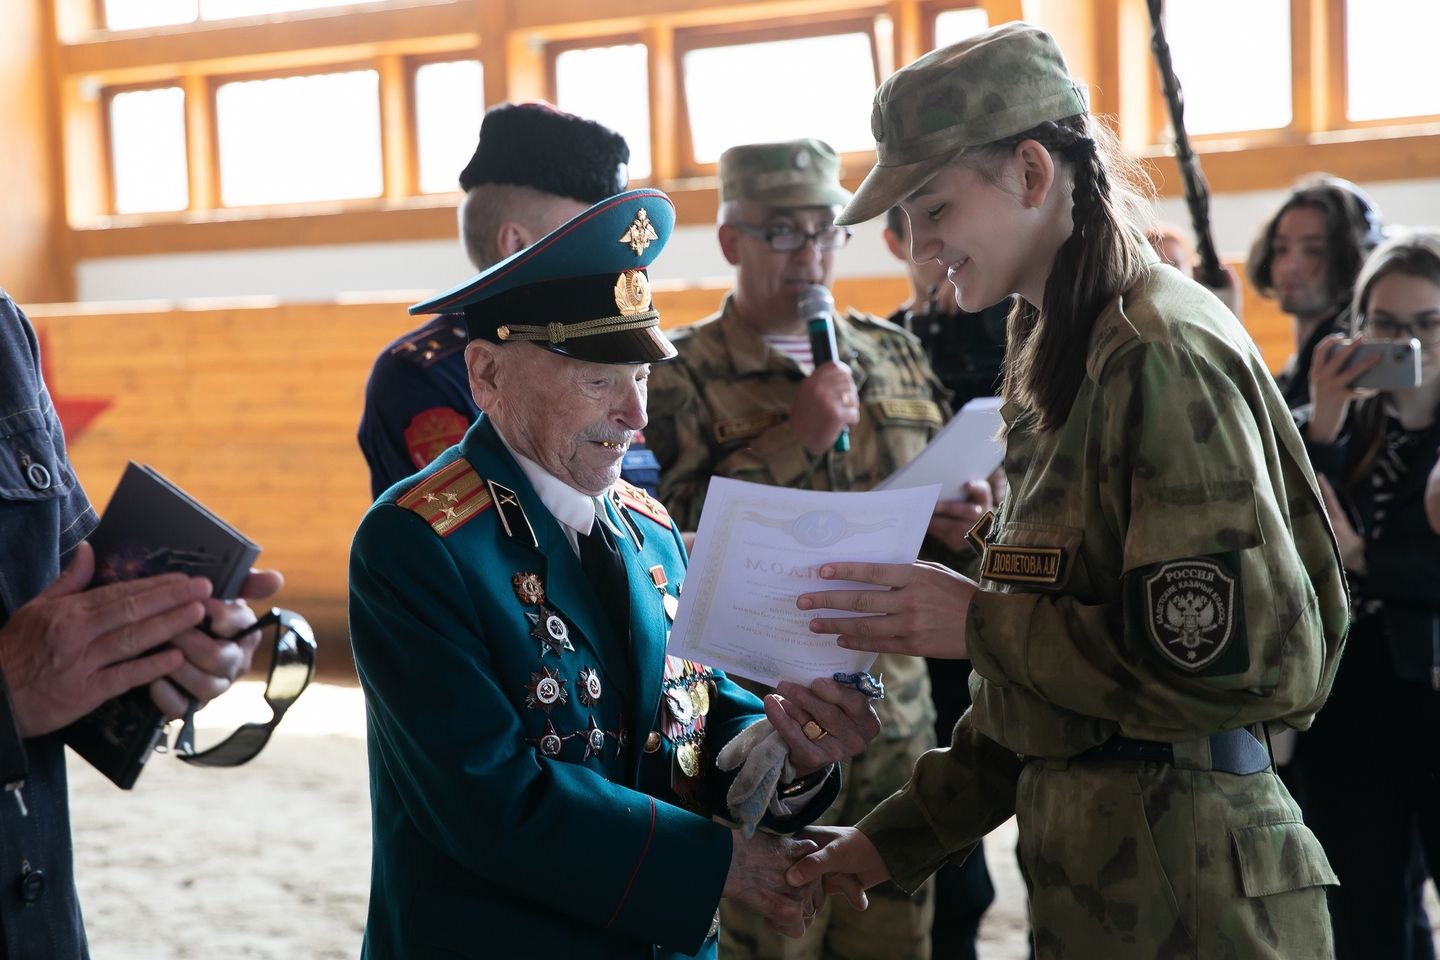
[357,101,664,499]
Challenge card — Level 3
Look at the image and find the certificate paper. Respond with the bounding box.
[668,477,940,686]
[876,396,1004,500]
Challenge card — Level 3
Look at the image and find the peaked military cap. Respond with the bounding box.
[839,21,1089,225]
[719,139,852,209]
[458,101,630,203]
[410,188,678,365]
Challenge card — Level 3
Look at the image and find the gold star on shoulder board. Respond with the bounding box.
[618,207,659,255]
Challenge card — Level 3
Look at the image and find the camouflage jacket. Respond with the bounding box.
[859,264,1351,891]
[647,294,953,740]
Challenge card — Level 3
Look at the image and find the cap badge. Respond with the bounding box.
[619,207,659,255]
[613,269,652,316]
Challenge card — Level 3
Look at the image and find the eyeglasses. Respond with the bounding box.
[732,222,853,253]
[175,608,317,768]
[1365,316,1440,346]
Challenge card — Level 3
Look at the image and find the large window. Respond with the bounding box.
[415,59,486,194]
[1162,0,1291,136]
[1346,0,1440,122]
[554,44,653,181]
[216,70,383,206]
[680,30,878,165]
[109,87,189,214]
[932,7,989,50]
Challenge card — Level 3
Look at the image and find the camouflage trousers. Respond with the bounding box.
[1016,757,1338,960]
[719,729,935,960]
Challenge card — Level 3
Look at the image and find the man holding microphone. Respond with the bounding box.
[646,138,969,960]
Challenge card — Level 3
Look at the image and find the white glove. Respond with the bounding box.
[716,719,797,837]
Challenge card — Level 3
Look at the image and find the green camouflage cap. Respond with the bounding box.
[719,138,853,209]
[838,21,1089,225]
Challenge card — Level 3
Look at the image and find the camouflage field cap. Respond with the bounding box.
[838,21,1089,225]
[719,139,853,209]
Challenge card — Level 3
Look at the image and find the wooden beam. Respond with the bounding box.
[60,1,478,84]
[644,23,679,182]
[182,73,218,210]
[376,54,416,198]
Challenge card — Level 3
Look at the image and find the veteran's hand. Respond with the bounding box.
[798,561,976,659]
[725,829,824,938]
[927,479,994,552]
[148,568,285,718]
[0,542,209,738]
[785,825,890,912]
[789,362,860,456]
[763,678,881,778]
[1308,334,1378,444]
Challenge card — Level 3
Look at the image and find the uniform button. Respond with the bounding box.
[644,731,662,754]
[25,462,51,490]
[19,867,45,902]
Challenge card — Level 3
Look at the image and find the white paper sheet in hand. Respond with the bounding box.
[667,477,941,687]
[876,396,1005,500]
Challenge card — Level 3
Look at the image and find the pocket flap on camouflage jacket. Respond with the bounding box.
[1231,820,1337,897]
[1123,478,1264,573]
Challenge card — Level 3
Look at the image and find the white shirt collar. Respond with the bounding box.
[492,421,615,553]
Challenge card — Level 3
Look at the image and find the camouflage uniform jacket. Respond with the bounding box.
[858,264,1351,891]
[646,294,951,740]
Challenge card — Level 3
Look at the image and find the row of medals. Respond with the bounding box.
[512,566,713,783]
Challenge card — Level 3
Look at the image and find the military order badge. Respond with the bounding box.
[525,666,569,713]
[1141,557,1240,672]
[527,605,576,658]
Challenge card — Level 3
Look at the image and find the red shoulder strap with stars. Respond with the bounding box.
[396,459,492,536]
[612,479,672,530]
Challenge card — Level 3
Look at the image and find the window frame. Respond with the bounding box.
[669,14,883,178]
[543,31,653,183]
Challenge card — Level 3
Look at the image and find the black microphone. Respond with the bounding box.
[799,284,850,454]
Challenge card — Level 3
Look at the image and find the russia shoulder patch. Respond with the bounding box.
[613,479,673,530]
[1136,555,1246,674]
[396,459,492,536]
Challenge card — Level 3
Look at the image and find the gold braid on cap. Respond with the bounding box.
[496,311,660,345]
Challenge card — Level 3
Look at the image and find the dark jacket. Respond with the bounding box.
[1304,404,1440,685]
[0,290,99,959]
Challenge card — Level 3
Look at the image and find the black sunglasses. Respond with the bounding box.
[175,607,317,768]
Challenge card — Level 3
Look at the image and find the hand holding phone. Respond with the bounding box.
[1341,338,1421,391]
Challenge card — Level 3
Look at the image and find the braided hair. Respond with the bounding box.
[959,115,1153,432]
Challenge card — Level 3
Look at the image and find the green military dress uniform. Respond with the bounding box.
[647,293,946,960]
[349,188,841,960]
[857,263,1350,959]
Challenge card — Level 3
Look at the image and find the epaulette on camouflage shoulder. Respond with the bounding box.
[1085,302,1142,383]
[389,315,468,368]
[843,308,923,344]
[396,458,492,536]
[613,479,672,530]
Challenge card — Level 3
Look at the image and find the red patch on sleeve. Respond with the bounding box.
[404,407,470,469]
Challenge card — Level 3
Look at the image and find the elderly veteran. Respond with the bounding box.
[645,139,961,960]
[786,22,1349,960]
[348,188,882,960]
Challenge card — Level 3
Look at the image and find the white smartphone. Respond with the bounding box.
[1342,338,1421,391]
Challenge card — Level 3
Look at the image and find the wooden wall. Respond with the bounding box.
[27,270,1286,674]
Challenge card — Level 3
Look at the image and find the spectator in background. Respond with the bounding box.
[881,202,1004,960]
[1245,175,1387,411]
[358,102,663,500]
[1145,222,1243,317]
[1296,229,1440,960]
[0,287,281,959]
[646,139,959,960]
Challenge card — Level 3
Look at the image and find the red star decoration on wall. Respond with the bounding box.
[36,330,113,445]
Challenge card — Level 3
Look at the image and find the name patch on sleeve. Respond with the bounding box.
[981,544,1065,585]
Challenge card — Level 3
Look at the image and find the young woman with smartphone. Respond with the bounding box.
[1298,229,1440,959]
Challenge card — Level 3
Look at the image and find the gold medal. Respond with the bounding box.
[676,741,700,778]
[665,686,695,726]
[690,678,710,717]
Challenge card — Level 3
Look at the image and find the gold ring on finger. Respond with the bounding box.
[802,720,829,742]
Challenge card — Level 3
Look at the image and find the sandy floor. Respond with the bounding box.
[68,682,1433,959]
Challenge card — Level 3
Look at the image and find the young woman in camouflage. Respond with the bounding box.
[783,21,1350,960]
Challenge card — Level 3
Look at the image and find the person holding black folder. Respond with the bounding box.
[0,286,282,959]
